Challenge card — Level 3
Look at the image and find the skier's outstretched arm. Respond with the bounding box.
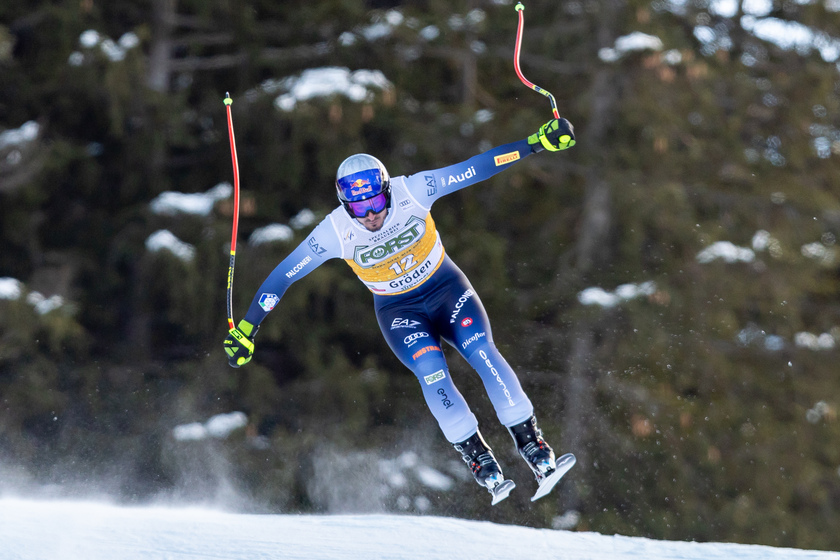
[403,118,575,207]
[224,217,341,367]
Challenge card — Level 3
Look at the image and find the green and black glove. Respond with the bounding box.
[528,118,576,153]
[224,320,258,368]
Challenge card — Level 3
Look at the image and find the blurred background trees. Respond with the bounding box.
[1,0,839,550]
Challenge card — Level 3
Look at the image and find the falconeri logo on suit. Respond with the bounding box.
[285,255,311,278]
[450,289,475,323]
[353,215,426,266]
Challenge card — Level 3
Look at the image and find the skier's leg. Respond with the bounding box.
[463,340,534,426]
[435,277,534,427]
[375,306,478,444]
[377,309,510,494]
[429,258,559,484]
[457,314,558,480]
[376,281,515,499]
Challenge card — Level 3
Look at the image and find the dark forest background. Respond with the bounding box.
[2,0,840,551]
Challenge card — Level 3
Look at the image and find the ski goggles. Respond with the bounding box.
[344,191,389,218]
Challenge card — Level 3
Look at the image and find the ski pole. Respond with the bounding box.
[224,92,241,331]
[513,2,560,120]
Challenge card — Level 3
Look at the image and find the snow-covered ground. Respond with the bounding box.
[1,497,838,560]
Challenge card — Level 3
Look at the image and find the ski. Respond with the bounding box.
[489,479,516,505]
[531,453,576,502]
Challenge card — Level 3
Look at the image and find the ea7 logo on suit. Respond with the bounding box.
[308,237,327,256]
[425,175,437,196]
[391,318,421,329]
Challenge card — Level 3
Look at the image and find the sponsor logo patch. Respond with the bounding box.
[461,331,485,350]
[259,293,280,311]
[425,175,437,197]
[404,332,430,347]
[308,237,327,256]
[351,185,373,196]
[285,255,312,278]
[437,387,454,409]
[450,289,475,323]
[461,317,473,327]
[442,166,477,187]
[391,318,421,330]
[349,178,372,196]
[479,349,515,406]
[412,345,441,360]
[424,370,446,385]
[494,151,521,166]
[353,216,426,266]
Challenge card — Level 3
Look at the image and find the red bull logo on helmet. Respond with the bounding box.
[350,178,373,196]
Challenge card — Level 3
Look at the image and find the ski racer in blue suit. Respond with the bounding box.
[224,118,575,501]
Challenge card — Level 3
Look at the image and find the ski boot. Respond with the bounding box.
[507,415,557,481]
[509,416,577,502]
[453,430,515,505]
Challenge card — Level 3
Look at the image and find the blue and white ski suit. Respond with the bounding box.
[241,138,538,443]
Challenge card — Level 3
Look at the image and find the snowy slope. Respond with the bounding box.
[1,498,838,560]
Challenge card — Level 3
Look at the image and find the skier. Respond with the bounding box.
[224,118,576,503]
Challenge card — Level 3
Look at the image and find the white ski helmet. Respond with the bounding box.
[335,154,390,202]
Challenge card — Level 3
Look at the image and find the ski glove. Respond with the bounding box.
[224,320,258,368]
[528,118,575,153]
